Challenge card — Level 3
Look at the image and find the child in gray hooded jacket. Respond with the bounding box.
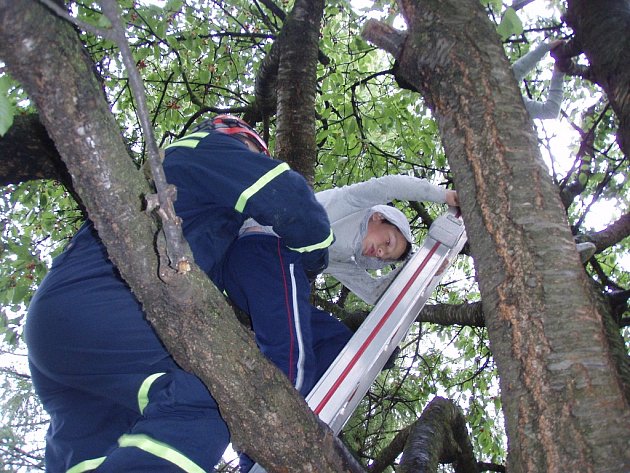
[316,175,458,305]
[238,174,457,304]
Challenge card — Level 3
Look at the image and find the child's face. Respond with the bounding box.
[361,213,408,262]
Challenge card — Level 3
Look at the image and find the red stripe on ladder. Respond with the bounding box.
[314,241,442,415]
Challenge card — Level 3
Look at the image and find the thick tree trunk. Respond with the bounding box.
[0,2,362,472]
[273,0,324,184]
[363,1,630,472]
[564,0,630,159]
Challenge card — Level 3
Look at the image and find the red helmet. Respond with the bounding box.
[209,114,270,156]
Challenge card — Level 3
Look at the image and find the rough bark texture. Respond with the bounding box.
[399,397,479,473]
[366,425,412,473]
[587,212,630,253]
[273,0,323,184]
[564,0,630,159]
[418,301,484,327]
[363,1,630,472]
[321,298,484,333]
[0,2,363,472]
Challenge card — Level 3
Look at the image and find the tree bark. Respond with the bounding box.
[586,212,630,253]
[0,2,362,472]
[367,425,412,473]
[363,1,630,472]
[564,0,630,159]
[399,397,479,473]
[273,0,324,184]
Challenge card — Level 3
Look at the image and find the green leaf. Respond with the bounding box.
[578,172,588,186]
[0,76,14,136]
[198,67,210,84]
[497,8,523,40]
[11,282,30,305]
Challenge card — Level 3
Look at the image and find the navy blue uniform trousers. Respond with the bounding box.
[221,234,353,472]
[26,225,230,473]
[24,132,334,472]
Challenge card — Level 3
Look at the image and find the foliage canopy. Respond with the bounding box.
[0,0,627,471]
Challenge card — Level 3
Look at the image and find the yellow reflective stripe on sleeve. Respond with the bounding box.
[138,372,166,414]
[164,132,210,150]
[234,162,291,213]
[66,457,106,473]
[287,228,334,253]
[118,434,206,473]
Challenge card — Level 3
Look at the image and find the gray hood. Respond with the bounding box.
[351,205,413,270]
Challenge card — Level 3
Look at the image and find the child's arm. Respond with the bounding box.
[512,41,554,82]
[523,66,564,119]
[317,175,449,221]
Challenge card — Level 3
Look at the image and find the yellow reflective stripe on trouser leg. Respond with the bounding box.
[138,372,167,415]
[118,434,206,473]
[287,228,335,253]
[163,132,210,150]
[234,162,291,213]
[66,457,107,473]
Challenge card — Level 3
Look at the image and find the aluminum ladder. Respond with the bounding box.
[250,207,467,472]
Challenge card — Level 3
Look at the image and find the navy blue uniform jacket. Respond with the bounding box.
[53,131,333,290]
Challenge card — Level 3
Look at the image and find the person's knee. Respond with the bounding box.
[144,370,219,415]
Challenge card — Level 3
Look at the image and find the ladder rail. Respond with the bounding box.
[308,208,467,433]
[249,208,466,473]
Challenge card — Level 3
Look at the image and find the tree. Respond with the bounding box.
[363,1,630,471]
[0,1,360,472]
[0,0,628,472]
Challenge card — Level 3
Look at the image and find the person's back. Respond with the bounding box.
[25,118,333,473]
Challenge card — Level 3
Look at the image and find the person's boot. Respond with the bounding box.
[576,242,597,263]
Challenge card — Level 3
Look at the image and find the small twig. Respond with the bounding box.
[38,0,114,40]
[98,0,190,274]
[38,0,190,274]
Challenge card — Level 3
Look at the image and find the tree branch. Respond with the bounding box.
[361,19,406,59]
[99,0,189,274]
[272,0,324,183]
[582,212,630,253]
[399,396,479,473]
[0,2,365,471]
[367,425,411,473]
[0,114,69,185]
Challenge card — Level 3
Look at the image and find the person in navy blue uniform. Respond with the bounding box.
[221,229,354,473]
[25,115,344,472]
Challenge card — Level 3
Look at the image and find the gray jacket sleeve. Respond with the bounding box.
[523,68,564,119]
[512,42,564,120]
[512,42,553,81]
[317,175,448,219]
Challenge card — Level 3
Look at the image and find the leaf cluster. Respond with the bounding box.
[0,0,627,471]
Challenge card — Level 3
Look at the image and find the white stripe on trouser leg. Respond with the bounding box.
[289,263,306,391]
